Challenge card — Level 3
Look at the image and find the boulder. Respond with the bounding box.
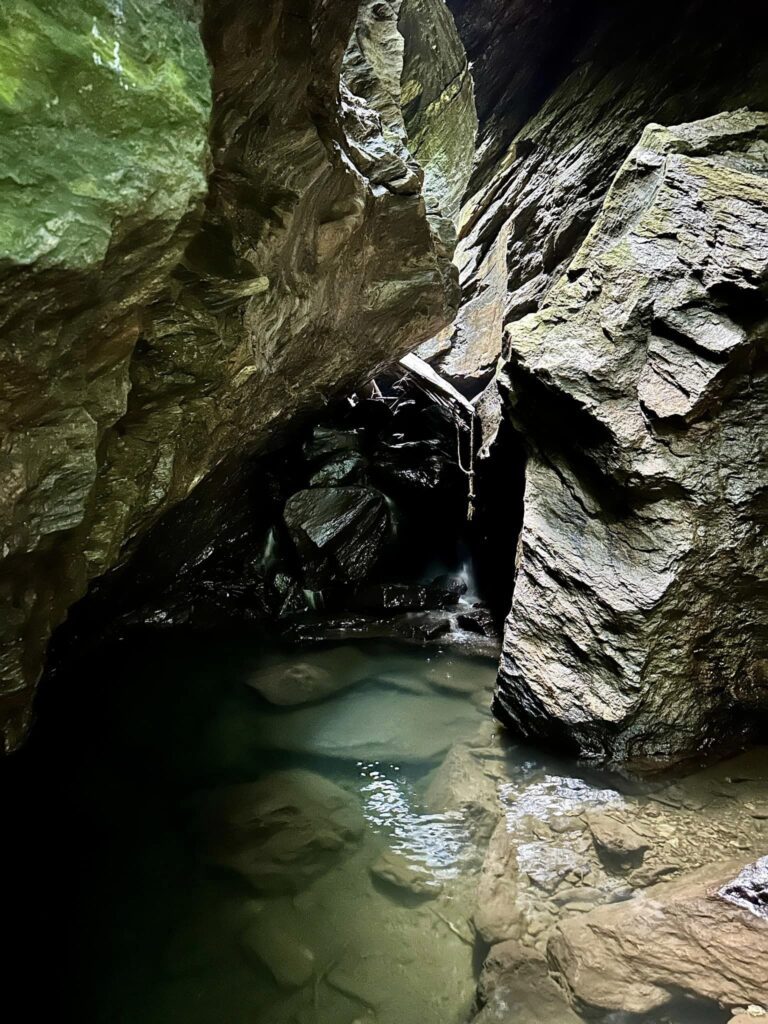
[473,941,581,1024]
[284,486,392,586]
[455,606,497,637]
[494,109,768,764]
[549,859,768,1013]
[184,770,364,893]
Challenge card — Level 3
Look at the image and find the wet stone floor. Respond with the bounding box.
[4,632,768,1024]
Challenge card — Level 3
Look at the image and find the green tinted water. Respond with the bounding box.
[4,632,751,1024]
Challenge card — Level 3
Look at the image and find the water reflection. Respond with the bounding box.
[358,761,471,873]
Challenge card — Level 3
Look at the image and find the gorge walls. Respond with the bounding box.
[432,0,768,765]
[0,0,475,751]
[2,0,767,770]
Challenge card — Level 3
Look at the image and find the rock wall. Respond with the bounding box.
[498,110,768,764]
[433,0,768,764]
[0,0,475,751]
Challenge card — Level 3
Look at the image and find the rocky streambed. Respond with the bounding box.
[4,621,767,1024]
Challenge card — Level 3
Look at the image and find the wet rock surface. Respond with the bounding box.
[550,859,768,1014]
[370,848,443,897]
[473,941,581,1024]
[405,0,768,768]
[284,487,393,586]
[719,857,768,920]
[0,0,475,751]
[494,109,768,765]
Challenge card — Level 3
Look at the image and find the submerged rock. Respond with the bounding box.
[549,858,768,1013]
[370,848,443,898]
[474,819,520,943]
[248,687,480,764]
[585,811,651,870]
[240,911,317,989]
[423,741,499,841]
[245,647,371,706]
[185,770,364,893]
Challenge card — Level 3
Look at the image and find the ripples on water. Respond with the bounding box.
[2,631,752,1024]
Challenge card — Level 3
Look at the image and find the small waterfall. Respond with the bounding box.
[259,527,278,571]
[456,557,479,607]
[302,589,324,611]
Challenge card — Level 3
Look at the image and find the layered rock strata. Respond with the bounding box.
[0,0,474,750]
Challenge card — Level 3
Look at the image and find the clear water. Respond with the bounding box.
[2,631,752,1024]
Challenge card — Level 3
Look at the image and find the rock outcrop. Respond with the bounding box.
[426,0,768,765]
[495,110,768,764]
[0,0,475,750]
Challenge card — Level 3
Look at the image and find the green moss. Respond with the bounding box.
[0,0,211,269]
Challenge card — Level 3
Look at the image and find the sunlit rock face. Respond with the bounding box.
[0,0,474,750]
[496,111,768,764]
[433,0,768,764]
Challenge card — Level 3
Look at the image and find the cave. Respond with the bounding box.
[1,1,767,1022]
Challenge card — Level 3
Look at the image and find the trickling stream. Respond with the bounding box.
[4,624,766,1024]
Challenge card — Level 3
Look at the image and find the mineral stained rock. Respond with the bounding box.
[495,109,768,764]
[0,0,475,750]
[549,858,768,1014]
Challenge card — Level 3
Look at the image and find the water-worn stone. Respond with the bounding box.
[245,647,371,707]
[549,859,768,1013]
[423,741,498,841]
[473,941,581,1024]
[370,848,442,897]
[585,811,651,870]
[240,913,316,989]
[474,819,520,943]
[248,687,480,764]
[0,0,474,751]
[494,109,768,765]
[185,770,364,893]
